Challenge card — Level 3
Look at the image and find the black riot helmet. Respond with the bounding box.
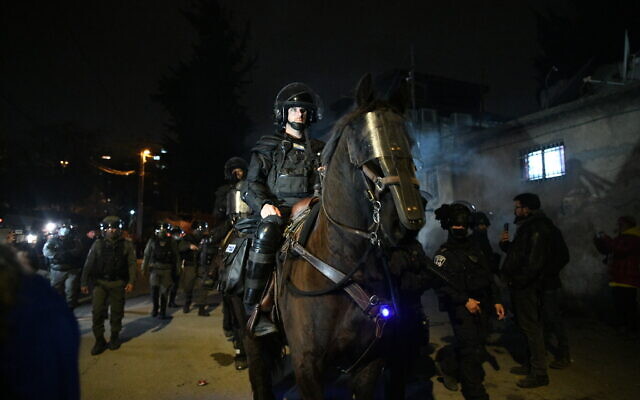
[435,203,472,240]
[224,157,248,182]
[471,211,491,230]
[100,216,124,239]
[191,220,209,240]
[273,82,323,130]
[154,223,173,238]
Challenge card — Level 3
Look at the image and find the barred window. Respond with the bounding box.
[522,142,565,181]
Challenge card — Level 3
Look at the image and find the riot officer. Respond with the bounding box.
[244,82,324,336]
[43,223,83,308]
[211,156,253,369]
[167,226,184,307]
[431,203,505,400]
[142,223,180,319]
[179,220,209,315]
[81,216,137,355]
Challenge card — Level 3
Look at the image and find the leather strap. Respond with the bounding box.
[362,164,419,190]
[292,242,376,316]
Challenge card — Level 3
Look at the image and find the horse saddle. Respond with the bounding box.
[281,197,321,253]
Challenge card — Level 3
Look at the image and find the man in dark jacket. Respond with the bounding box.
[81,216,137,355]
[243,82,324,336]
[500,193,554,388]
[43,224,83,308]
[433,203,505,400]
[594,216,640,333]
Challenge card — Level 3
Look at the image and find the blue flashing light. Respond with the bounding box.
[379,305,393,319]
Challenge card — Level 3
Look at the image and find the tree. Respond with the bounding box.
[155,0,253,214]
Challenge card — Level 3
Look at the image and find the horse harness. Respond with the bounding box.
[279,161,414,373]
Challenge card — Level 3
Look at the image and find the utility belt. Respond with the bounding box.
[151,263,173,270]
[97,274,125,282]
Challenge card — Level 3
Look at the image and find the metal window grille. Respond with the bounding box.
[521,142,565,181]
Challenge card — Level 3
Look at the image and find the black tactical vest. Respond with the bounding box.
[437,243,493,296]
[151,238,175,265]
[97,239,128,281]
[267,139,318,206]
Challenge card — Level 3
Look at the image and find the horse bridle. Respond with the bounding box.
[321,157,419,246]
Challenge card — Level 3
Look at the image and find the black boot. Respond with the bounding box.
[159,294,171,320]
[517,374,549,388]
[91,336,108,355]
[183,295,192,313]
[151,286,160,317]
[108,332,121,350]
[198,305,210,316]
[168,286,179,307]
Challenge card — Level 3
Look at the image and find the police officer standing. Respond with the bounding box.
[244,82,324,336]
[179,221,209,315]
[167,226,184,307]
[142,223,180,319]
[81,216,137,355]
[432,203,505,400]
[43,223,83,308]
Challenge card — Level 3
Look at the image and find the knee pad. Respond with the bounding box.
[252,221,282,255]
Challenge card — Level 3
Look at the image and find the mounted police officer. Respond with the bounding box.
[179,220,209,315]
[142,223,179,319]
[244,82,325,336]
[43,223,82,308]
[81,216,137,355]
[432,203,505,400]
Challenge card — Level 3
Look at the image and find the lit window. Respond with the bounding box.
[522,143,565,181]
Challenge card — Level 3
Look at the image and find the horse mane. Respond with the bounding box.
[320,99,411,166]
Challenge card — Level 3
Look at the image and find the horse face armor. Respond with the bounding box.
[346,110,425,231]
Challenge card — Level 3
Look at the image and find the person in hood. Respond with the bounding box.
[594,216,640,334]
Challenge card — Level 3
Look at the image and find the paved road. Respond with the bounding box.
[77,292,640,400]
[77,294,251,400]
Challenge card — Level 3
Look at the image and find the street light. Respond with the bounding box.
[136,149,153,238]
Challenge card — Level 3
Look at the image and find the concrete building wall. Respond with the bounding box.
[416,83,640,314]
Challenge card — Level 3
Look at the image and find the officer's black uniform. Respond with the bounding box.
[243,82,324,336]
[142,225,179,319]
[432,204,501,400]
[179,223,209,314]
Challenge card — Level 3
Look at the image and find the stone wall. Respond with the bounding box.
[415,83,640,314]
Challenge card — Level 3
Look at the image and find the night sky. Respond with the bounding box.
[4,0,568,147]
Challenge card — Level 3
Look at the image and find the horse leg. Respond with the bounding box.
[229,295,275,400]
[290,351,325,400]
[351,359,385,400]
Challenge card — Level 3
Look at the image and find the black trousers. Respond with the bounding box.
[611,286,639,332]
[447,304,490,400]
[511,286,547,376]
[542,288,570,358]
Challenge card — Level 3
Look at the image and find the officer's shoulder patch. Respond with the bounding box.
[434,254,447,267]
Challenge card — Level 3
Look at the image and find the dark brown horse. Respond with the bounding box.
[277,74,426,399]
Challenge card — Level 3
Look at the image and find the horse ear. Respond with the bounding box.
[388,80,410,114]
[355,73,375,107]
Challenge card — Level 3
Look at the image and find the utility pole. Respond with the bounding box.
[136,149,151,238]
